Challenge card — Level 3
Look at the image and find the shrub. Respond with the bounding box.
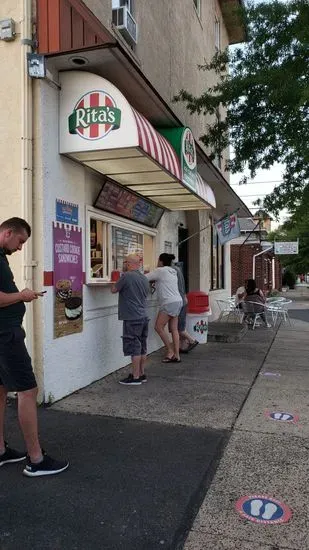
[268,289,280,297]
[282,270,296,289]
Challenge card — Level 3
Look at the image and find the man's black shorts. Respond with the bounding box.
[122,318,149,357]
[0,327,37,392]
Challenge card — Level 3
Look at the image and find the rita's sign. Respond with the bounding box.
[158,127,197,191]
[68,90,121,140]
[59,72,138,154]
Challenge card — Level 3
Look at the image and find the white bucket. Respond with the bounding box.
[186,312,210,344]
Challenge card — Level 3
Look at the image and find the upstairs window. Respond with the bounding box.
[112,0,134,13]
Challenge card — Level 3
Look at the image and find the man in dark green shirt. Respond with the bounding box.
[0,218,68,476]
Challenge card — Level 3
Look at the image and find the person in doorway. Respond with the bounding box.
[145,253,182,363]
[171,261,198,354]
[0,217,69,476]
[244,278,271,327]
[111,254,149,386]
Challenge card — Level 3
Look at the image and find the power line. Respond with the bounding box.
[231,180,283,186]
[238,193,267,199]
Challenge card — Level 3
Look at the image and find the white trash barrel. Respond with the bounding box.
[186,311,211,344]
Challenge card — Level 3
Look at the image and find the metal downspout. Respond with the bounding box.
[21,0,34,358]
[252,246,273,280]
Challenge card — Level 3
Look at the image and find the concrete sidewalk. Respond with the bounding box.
[2,298,308,549]
[184,305,309,550]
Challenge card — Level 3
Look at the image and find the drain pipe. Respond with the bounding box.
[272,257,276,289]
[21,0,35,357]
[252,246,273,280]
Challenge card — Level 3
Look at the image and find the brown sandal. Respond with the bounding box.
[162,356,181,363]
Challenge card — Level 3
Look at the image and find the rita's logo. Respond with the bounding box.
[68,90,121,141]
[182,128,196,170]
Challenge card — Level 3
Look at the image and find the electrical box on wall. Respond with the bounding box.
[0,19,16,41]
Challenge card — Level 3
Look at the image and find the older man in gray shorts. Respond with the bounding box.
[111,255,150,386]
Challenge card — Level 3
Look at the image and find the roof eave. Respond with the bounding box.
[219,0,247,45]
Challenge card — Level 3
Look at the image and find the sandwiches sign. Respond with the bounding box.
[68,90,121,141]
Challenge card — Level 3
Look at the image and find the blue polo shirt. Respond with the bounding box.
[115,270,149,321]
[0,248,25,330]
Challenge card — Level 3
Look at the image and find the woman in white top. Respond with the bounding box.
[146,253,182,362]
[235,285,246,309]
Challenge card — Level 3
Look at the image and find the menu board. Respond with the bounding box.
[94,180,163,228]
[112,227,143,270]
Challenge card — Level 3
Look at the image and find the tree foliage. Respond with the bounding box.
[174,0,309,216]
[269,185,309,273]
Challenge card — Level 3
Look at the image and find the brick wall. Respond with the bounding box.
[231,244,282,294]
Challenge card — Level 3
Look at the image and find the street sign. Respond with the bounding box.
[235,495,292,524]
[274,241,298,255]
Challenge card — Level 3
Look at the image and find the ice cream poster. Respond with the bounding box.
[53,222,83,338]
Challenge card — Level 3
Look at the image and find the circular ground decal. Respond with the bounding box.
[267,411,299,423]
[235,495,292,524]
[260,372,281,377]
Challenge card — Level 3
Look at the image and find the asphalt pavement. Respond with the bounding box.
[1,290,308,550]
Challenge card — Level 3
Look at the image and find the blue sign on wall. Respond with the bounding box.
[56,200,79,225]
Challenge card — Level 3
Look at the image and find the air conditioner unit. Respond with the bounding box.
[112,6,137,46]
[112,0,128,7]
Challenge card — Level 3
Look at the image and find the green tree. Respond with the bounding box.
[174,0,309,216]
[269,186,309,273]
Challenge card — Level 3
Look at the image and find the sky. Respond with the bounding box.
[230,165,289,229]
[228,0,292,230]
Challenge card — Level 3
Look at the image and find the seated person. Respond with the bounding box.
[244,279,270,327]
[235,284,246,309]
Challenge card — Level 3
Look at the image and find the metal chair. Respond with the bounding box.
[216,299,243,323]
[241,301,272,330]
[267,299,293,326]
[266,297,286,304]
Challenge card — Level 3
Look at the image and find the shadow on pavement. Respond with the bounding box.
[2,404,228,550]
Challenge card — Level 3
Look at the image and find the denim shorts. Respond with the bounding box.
[0,327,37,392]
[122,318,149,357]
[159,300,182,318]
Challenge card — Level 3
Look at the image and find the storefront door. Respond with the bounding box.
[178,227,189,292]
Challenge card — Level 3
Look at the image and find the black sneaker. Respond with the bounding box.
[139,374,147,383]
[119,375,142,386]
[23,452,69,477]
[0,442,26,466]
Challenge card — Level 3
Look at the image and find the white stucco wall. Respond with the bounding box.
[37,80,191,402]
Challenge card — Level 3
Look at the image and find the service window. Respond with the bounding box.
[89,218,108,279]
[112,226,143,271]
[86,208,156,284]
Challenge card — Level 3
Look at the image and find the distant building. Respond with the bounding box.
[230,217,281,294]
[253,209,273,233]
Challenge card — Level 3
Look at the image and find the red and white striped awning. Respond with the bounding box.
[60,72,215,211]
[196,173,216,208]
[132,110,181,180]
